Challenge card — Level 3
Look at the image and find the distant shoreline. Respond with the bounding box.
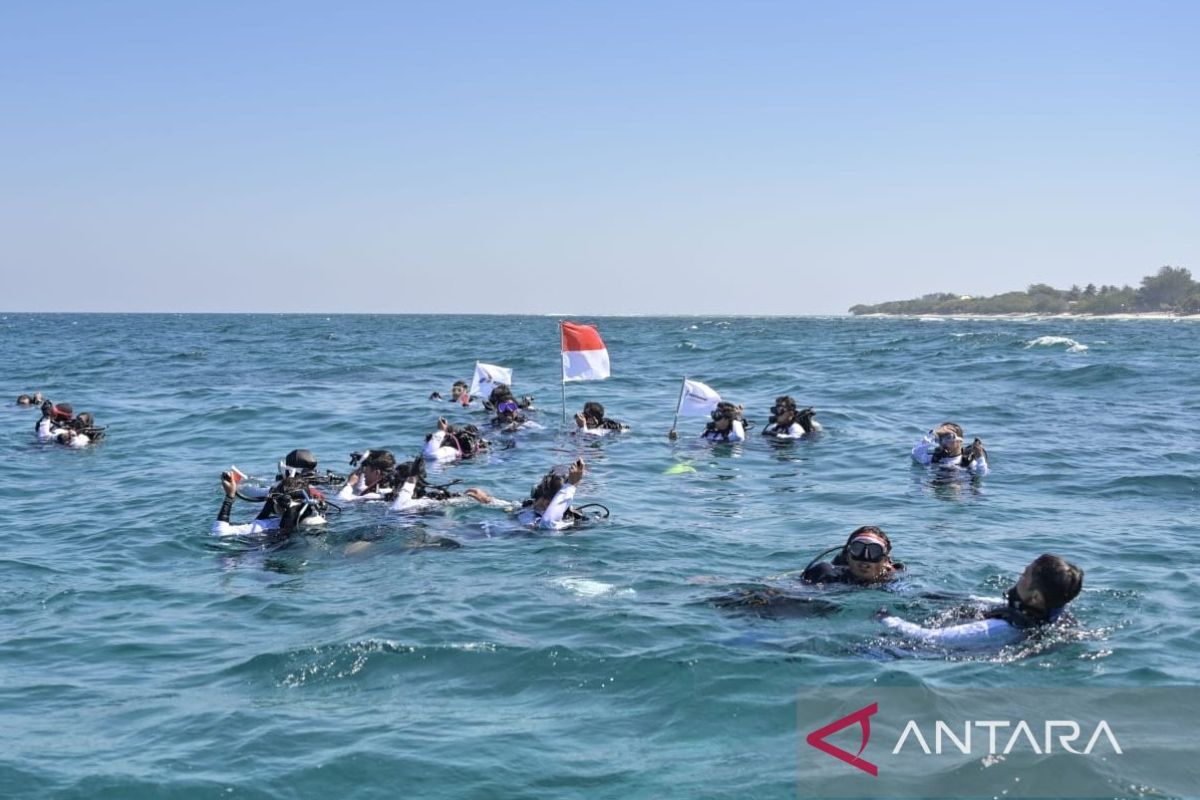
[854,311,1198,320]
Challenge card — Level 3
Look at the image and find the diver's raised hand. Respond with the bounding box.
[574,412,587,429]
[220,472,237,498]
[437,417,449,432]
[567,458,586,485]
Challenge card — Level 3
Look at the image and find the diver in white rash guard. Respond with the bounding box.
[702,402,747,442]
[761,396,819,439]
[423,417,490,463]
[911,421,989,475]
[211,472,328,537]
[467,459,593,531]
[336,450,398,502]
[877,554,1084,649]
[385,455,492,513]
[574,401,628,435]
[33,400,102,447]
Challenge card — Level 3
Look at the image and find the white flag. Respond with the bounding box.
[677,378,721,417]
[469,362,513,400]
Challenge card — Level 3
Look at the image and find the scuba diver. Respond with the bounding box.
[429,380,474,405]
[487,384,541,431]
[911,421,989,475]
[802,526,905,585]
[16,392,44,406]
[423,417,490,462]
[212,470,329,536]
[702,401,748,442]
[35,400,73,441]
[574,401,628,434]
[467,458,603,530]
[482,383,534,413]
[336,449,399,502]
[232,449,342,502]
[386,455,492,512]
[761,396,818,439]
[34,400,102,446]
[877,553,1084,649]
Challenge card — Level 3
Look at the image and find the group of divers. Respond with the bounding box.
[16,380,1084,653]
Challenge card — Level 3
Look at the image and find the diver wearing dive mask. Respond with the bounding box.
[911,421,989,475]
[574,401,628,434]
[702,402,747,442]
[762,396,818,439]
[337,450,399,502]
[802,526,904,585]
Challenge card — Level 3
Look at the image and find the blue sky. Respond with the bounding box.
[2,1,1196,314]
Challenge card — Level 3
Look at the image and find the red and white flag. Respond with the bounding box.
[560,321,611,382]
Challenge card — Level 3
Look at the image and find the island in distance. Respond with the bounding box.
[850,266,1198,316]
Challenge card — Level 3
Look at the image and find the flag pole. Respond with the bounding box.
[669,376,686,440]
[559,321,567,428]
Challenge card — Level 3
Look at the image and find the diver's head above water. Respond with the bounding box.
[933,422,965,457]
[706,401,743,434]
[840,526,897,583]
[1008,553,1084,622]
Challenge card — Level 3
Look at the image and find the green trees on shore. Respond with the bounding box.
[849,267,1199,315]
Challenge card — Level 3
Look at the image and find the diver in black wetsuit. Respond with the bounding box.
[802,526,905,586]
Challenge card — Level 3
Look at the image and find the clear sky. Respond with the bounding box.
[2,1,1196,314]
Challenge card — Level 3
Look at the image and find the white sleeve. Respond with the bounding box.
[880,615,1022,648]
[537,483,577,529]
[727,420,746,442]
[68,433,90,448]
[211,518,281,537]
[423,430,459,462]
[335,481,359,501]
[387,478,437,512]
[36,418,55,441]
[911,433,936,465]
[969,455,990,476]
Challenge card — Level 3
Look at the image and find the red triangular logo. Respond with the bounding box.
[805,702,878,776]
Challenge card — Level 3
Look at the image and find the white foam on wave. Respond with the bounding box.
[1025,335,1088,352]
[552,576,636,599]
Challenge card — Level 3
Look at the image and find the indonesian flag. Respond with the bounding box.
[677,378,721,416]
[469,362,513,399]
[561,321,611,382]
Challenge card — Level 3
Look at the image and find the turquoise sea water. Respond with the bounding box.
[1,314,1197,799]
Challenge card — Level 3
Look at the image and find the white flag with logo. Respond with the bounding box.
[469,362,513,400]
[677,378,721,417]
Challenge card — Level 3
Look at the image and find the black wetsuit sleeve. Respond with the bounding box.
[255,501,275,521]
[218,497,234,523]
[801,561,847,584]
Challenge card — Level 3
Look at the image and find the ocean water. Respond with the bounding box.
[1,313,1197,799]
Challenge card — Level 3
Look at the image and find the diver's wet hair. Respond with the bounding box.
[49,402,74,420]
[452,380,468,393]
[489,384,516,406]
[771,396,797,416]
[710,401,742,422]
[527,465,569,504]
[939,422,964,438]
[1028,554,1084,609]
[392,455,427,485]
[362,450,396,472]
[583,401,605,423]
